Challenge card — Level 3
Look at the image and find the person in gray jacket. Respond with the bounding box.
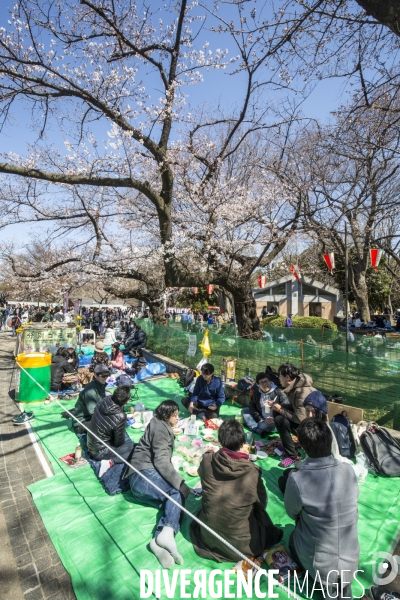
[129,400,191,569]
[285,419,360,599]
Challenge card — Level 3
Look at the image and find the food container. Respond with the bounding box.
[249,454,258,462]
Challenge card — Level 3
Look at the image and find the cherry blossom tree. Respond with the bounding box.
[274,95,400,322]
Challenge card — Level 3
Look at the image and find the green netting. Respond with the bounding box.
[138,321,400,424]
[27,378,400,600]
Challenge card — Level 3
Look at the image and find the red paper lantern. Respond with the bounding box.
[207,284,215,296]
[323,253,335,274]
[370,249,382,272]
[257,275,267,288]
[289,265,300,281]
[192,287,198,295]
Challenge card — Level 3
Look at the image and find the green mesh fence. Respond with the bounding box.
[138,321,400,425]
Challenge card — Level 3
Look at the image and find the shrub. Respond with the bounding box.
[262,316,337,331]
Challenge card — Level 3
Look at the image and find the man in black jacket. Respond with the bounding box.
[241,372,286,437]
[123,324,147,354]
[87,377,134,473]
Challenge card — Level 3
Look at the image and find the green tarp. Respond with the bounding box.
[27,378,400,600]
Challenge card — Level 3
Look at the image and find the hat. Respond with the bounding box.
[95,341,104,351]
[66,344,75,349]
[303,391,328,413]
[137,357,147,365]
[94,364,109,375]
[116,374,133,388]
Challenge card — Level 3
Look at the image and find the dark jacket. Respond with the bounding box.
[191,375,225,408]
[280,373,315,424]
[190,450,280,562]
[130,415,183,490]
[126,328,147,351]
[249,384,286,423]
[68,352,79,370]
[87,395,126,457]
[285,456,359,583]
[73,379,107,429]
[51,355,75,391]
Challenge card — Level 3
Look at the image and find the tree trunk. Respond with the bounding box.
[350,271,371,322]
[355,0,400,37]
[148,299,165,325]
[218,289,233,316]
[230,284,262,339]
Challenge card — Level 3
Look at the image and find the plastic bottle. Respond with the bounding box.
[74,443,82,460]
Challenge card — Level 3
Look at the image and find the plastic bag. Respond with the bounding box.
[352,452,368,484]
[132,362,166,382]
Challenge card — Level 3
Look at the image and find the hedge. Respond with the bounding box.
[261,315,338,330]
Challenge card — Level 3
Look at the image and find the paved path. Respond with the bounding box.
[0,332,76,600]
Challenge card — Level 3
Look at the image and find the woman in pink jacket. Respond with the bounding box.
[109,343,125,371]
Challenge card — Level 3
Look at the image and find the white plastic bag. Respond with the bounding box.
[352,452,368,484]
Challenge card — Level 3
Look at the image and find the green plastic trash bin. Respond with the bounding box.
[16,352,52,403]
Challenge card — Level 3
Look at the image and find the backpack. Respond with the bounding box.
[360,425,400,477]
[330,411,355,458]
[179,368,196,388]
[232,376,255,404]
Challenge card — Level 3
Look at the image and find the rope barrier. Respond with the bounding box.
[15,360,302,599]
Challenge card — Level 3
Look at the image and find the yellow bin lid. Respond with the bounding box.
[16,352,52,369]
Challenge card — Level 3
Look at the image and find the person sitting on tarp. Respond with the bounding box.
[284,419,359,599]
[72,364,109,434]
[241,372,286,437]
[129,400,191,569]
[181,363,225,420]
[270,363,315,468]
[51,347,76,392]
[66,344,79,370]
[103,327,117,346]
[108,342,125,371]
[89,341,109,372]
[123,323,147,355]
[278,391,341,493]
[87,376,135,476]
[190,419,283,562]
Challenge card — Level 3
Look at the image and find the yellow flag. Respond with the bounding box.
[199,329,211,357]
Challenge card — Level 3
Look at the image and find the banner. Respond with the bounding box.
[289,265,301,281]
[323,253,335,274]
[23,327,78,353]
[187,335,198,357]
[257,275,267,288]
[73,300,80,316]
[370,249,383,272]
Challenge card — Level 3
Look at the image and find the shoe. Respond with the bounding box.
[370,588,400,600]
[13,412,34,425]
[279,455,300,468]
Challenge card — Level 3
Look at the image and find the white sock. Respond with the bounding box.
[149,537,174,568]
[99,460,113,477]
[156,526,183,565]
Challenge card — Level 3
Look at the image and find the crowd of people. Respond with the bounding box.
[53,356,362,599]
[47,322,148,394]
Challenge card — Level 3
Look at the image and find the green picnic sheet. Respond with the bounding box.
[25,378,400,600]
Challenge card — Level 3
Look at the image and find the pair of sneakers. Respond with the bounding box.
[370,587,400,600]
[12,411,34,425]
